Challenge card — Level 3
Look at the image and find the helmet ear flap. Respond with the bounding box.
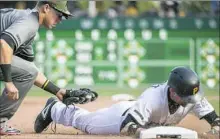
[169,87,179,97]
[169,89,187,106]
[170,87,175,93]
[169,88,177,100]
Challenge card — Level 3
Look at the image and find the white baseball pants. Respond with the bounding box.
[51,100,135,135]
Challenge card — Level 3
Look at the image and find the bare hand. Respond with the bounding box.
[209,117,220,135]
[5,82,19,100]
[56,89,66,101]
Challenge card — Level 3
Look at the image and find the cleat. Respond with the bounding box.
[0,125,21,135]
[34,97,58,133]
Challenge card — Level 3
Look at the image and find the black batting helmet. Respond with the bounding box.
[167,66,204,104]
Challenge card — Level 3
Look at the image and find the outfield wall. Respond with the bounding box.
[0,17,219,92]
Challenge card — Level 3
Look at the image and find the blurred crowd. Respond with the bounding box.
[0,1,219,18]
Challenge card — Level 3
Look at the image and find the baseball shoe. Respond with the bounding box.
[0,125,21,135]
[34,97,58,133]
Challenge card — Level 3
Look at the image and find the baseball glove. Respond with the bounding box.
[62,88,98,105]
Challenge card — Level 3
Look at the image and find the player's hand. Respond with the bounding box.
[135,127,145,137]
[5,82,19,100]
[210,125,220,134]
[202,126,219,138]
[206,117,220,135]
[56,88,66,101]
[210,117,220,135]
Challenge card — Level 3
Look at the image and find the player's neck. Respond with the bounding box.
[35,7,43,25]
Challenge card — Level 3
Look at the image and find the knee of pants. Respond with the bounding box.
[12,65,38,81]
[27,66,38,80]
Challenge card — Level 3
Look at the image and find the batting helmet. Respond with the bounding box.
[167,66,204,104]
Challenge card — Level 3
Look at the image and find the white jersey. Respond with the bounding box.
[127,83,214,127]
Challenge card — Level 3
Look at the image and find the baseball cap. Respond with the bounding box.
[40,1,73,19]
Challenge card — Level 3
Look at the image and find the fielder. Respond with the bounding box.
[0,1,98,135]
[34,66,220,135]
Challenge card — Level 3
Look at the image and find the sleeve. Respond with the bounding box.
[127,99,152,126]
[192,97,214,118]
[1,15,39,51]
[0,33,16,50]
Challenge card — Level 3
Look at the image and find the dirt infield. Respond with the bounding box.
[1,96,219,139]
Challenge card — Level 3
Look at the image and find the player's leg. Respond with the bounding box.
[49,100,123,134]
[72,101,136,135]
[0,56,38,135]
[34,97,90,133]
[35,97,135,135]
[51,101,90,126]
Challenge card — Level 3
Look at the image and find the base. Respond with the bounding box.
[139,126,198,139]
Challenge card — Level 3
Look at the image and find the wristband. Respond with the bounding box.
[42,79,60,95]
[0,64,12,82]
[201,111,218,125]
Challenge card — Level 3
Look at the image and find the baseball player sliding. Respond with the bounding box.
[0,1,97,135]
[34,66,219,136]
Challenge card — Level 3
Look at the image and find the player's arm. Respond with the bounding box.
[0,37,19,100]
[0,39,13,81]
[192,98,219,134]
[120,113,149,136]
[201,110,219,133]
[0,14,37,82]
[0,14,39,100]
[120,100,152,136]
[34,71,63,100]
[34,72,98,104]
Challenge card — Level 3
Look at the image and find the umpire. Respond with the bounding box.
[0,1,97,135]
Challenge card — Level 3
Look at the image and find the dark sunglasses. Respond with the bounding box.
[50,6,63,19]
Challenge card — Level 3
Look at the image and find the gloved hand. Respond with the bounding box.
[62,88,98,105]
